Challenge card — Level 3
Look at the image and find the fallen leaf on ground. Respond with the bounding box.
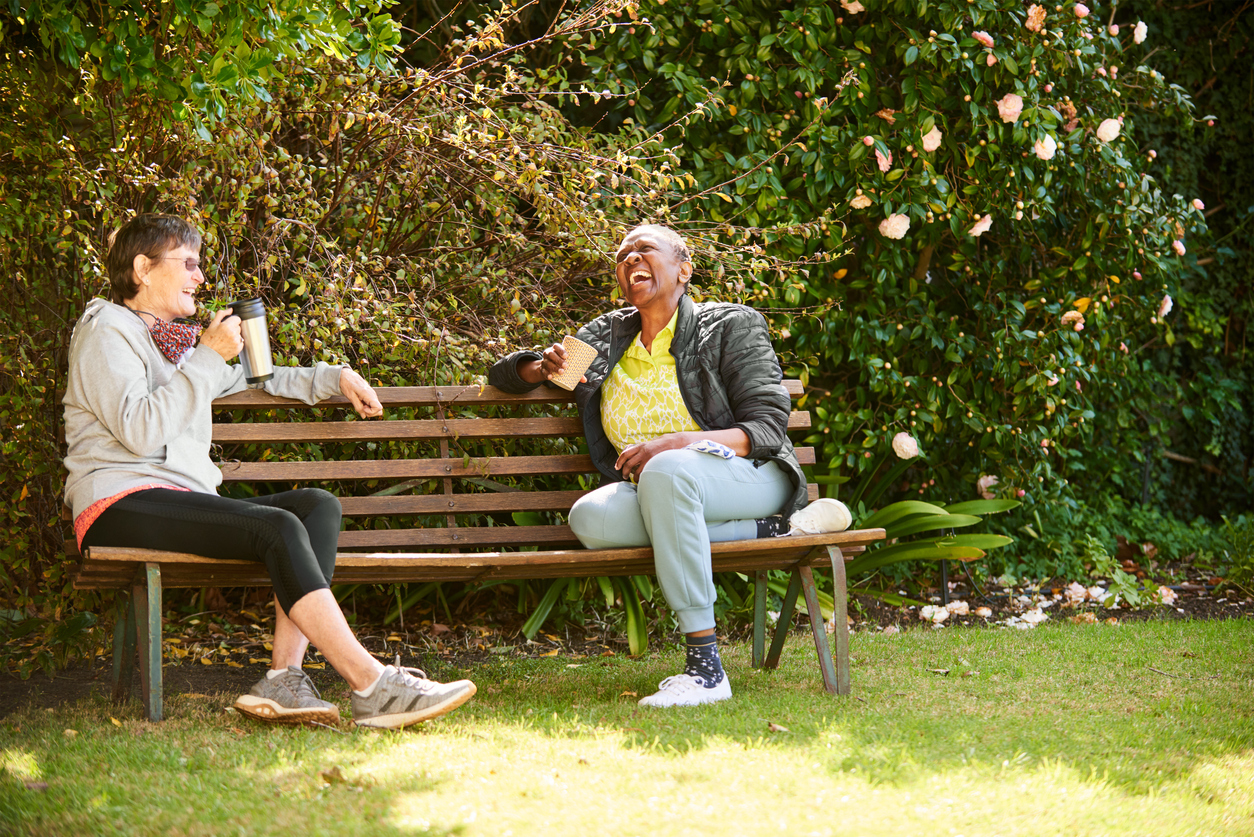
[386,634,402,642]
[62,729,76,738]
[926,668,950,676]
[961,670,980,678]
[619,691,637,698]
[431,623,450,635]
[110,717,122,727]
[882,625,899,636]
[305,662,325,669]
[767,722,790,733]
[539,649,559,657]
[319,766,346,785]
[1069,612,1098,624]
[1105,617,1120,626]
[565,664,583,669]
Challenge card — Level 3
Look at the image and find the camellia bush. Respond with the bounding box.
[578,0,1237,576]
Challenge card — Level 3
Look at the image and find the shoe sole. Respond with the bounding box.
[233,695,340,726]
[639,691,733,708]
[354,681,477,730]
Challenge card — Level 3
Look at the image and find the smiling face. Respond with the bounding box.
[614,226,693,315]
[130,244,204,322]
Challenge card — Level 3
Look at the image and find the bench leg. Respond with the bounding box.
[828,545,851,695]
[132,563,164,722]
[799,565,842,695]
[752,570,767,668]
[111,596,137,704]
[764,569,801,670]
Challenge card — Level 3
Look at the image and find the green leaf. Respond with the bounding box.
[521,578,572,639]
[886,513,983,539]
[859,500,949,531]
[942,499,1022,515]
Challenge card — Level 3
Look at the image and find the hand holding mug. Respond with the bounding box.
[201,308,242,361]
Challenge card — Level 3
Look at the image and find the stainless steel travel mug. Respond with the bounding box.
[228,298,274,384]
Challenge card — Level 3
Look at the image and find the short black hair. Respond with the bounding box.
[624,224,691,264]
[105,214,202,303]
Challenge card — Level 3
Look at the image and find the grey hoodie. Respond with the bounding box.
[62,298,344,520]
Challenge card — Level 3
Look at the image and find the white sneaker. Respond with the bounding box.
[638,673,733,707]
[788,498,852,534]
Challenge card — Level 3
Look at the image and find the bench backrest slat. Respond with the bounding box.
[209,380,804,410]
[217,447,817,482]
[210,412,811,444]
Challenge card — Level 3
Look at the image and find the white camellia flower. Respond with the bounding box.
[1134,20,1148,43]
[946,600,970,616]
[892,431,920,459]
[920,605,949,624]
[975,606,993,618]
[1033,134,1057,160]
[851,194,873,209]
[1020,608,1049,625]
[840,0,865,12]
[996,92,1024,123]
[968,214,993,236]
[1096,118,1122,142]
[977,474,999,499]
[921,125,943,152]
[1158,294,1173,318]
[1192,198,1205,210]
[879,213,910,239]
[1158,586,1178,605]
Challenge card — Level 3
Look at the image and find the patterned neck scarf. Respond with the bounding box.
[128,307,202,364]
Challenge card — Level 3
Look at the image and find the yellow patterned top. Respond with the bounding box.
[601,310,701,455]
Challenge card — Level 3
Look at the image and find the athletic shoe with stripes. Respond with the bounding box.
[352,662,476,729]
[233,667,340,726]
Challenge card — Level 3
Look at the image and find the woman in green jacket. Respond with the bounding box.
[490,225,844,707]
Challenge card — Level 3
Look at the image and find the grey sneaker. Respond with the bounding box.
[233,667,340,726]
[352,661,476,729]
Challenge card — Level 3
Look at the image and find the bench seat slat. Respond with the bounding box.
[71,529,883,589]
[209,381,805,410]
[337,525,580,549]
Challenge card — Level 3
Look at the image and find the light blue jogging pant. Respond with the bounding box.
[567,449,793,633]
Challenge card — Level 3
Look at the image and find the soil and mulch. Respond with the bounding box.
[2,560,1251,719]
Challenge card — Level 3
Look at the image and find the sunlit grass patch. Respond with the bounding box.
[1,619,1251,836]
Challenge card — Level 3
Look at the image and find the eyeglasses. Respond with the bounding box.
[157,257,203,273]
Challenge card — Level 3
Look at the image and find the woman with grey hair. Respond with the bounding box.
[490,224,846,707]
[64,213,476,728]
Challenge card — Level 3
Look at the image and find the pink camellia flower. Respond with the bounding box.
[1096,118,1122,142]
[1034,134,1058,160]
[875,148,893,172]
[1148,149,1157,159]
[1134,20,1147,43]
[1120,341,1129,353]
[850,194,873,209]
[1158,294,1173,318]
[1110,65,1118,77]
[987,53,997,66]
[863,135,875,146]
[841,0,865,12]
[1074,3,1089,18]
[977,474,1000,500]
[1133,270,1143,280]
[1109,24,1119,35]
[1041,438,1051,448]
[968,214,993,237]
[996,92,1024,123]
[1075,380,1083,392]
[892,431,920,459]
[1017,488,1027,497]
[879,213,911,239]
[1097,67,1107,77]
[1061,310,1085,331]
[973,30,995,47]
[1172,240,1186,256]
[1192,198,1205,210]
[1043,83,1053,93]
[921,125,943,152]
[1026,4,1047,32]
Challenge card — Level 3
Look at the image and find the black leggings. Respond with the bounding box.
[82,488,342,613]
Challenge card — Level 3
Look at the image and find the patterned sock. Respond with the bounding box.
[756,515,788,538]
[684,635,725,688]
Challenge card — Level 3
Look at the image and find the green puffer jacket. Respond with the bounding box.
[488,294,808,517]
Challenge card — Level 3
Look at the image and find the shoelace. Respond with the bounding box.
[391,654,431,687]
[285,669,324,701]
[657,674,704,691]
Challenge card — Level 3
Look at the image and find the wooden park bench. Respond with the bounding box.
[68,381,886,720]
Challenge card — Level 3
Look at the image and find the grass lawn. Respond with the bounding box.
[2,617,1252,836]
